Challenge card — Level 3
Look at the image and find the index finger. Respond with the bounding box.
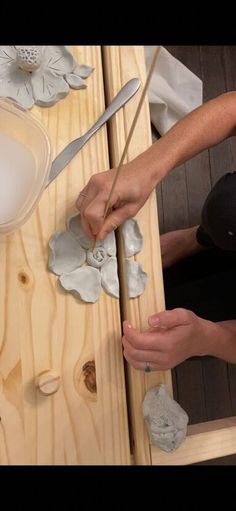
[123,321,169,351]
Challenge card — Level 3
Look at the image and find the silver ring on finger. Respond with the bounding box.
[144,361,151,373]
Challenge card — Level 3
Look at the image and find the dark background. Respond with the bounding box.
[156,46,236,465]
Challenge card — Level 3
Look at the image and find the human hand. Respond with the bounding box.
[122,308,215,371]
[76,159,156,240]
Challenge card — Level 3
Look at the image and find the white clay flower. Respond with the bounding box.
[0,46,94,109]
[48,213,119,303]
[48,213,147,303]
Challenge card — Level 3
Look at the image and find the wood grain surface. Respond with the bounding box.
[102,46,172,465]
[0,46,130,465]
[151,417,236,465]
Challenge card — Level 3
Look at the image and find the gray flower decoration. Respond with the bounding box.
[0,46,94,109]
[48,213,147,303]
[48,213,119,303]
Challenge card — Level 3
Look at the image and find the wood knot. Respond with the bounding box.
[18,271,30,285]
[82,361,97,393]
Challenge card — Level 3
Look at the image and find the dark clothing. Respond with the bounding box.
[196,172,236,251]
[164,247,236,323]
[164,172,236,324]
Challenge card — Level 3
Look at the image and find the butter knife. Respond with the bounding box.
[46,78,141,187]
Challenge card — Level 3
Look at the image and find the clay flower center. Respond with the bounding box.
[86,247,107,268]
[16,46,43,72]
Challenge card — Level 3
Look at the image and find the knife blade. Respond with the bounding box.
[46,78,141,188]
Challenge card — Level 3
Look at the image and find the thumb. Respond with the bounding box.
[97,204,135,240]
[148,308,191,329]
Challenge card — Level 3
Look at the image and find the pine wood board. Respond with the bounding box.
[0,46,130,465]
[151,417,236,465]
[102,46,172,465]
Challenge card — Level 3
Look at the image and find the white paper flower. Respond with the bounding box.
[48,213,119,303]
[0,46,94,109]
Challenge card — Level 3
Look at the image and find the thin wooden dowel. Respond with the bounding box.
[92,46,160,251]
[104,46,160,217]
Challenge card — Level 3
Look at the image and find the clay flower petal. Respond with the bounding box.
[101,257,119,298]
[103,231,117,256]
[67,213,91,249]
[48,231,86,275]
[0,65,34,109]
[60,266,101,303]
[42,46,75,75]
[0,46,17,75]
[65,73,86,90]
[73,64,94,79]
[125,260,147,298]
[31,69,69,106]
[68,213,117,255]
[122,219,143,257]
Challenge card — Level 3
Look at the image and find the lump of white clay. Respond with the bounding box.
[87,246,107,268]
[48,231,86,275]
[122,218,143,257]
[125,260,147,298]
[101,257,119,298]
[142,384,189,453]
[59,267,101,303]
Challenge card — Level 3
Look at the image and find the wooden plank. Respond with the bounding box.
[0,46,130,465]
[151,416,236,465]
[102,46,172,465]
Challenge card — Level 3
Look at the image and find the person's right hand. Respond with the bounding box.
[76,159,156,240]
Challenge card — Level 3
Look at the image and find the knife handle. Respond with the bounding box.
[84,78,141,141]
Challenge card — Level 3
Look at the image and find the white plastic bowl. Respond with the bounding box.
[0,99,52,234]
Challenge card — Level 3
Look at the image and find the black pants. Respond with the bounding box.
[164,248,236,322]
[163,172,236,323]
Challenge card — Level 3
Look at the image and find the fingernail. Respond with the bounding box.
[123,320,132,329]
[149,316,160,327]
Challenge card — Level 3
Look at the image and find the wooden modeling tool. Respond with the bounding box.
[92,46,160,251]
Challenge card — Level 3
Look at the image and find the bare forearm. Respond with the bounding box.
[207,319,236,364]
[133,91,236,185]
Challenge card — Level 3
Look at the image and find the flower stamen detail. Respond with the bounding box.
[87,246,107,268]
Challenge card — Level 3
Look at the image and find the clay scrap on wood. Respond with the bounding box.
[142,384,189,452]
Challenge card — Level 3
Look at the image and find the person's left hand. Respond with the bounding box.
[122,308,214,371]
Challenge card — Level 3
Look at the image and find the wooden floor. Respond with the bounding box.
[156,46,236,465]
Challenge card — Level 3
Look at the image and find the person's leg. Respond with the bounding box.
[163,247,236,322]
